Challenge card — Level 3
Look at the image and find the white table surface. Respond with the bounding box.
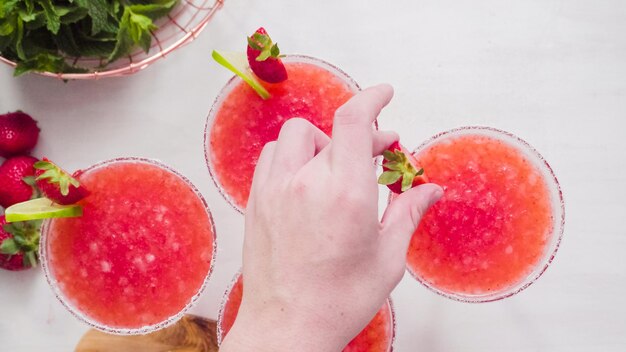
[1,0,625,350]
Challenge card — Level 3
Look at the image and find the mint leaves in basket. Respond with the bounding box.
[0,0,179,76]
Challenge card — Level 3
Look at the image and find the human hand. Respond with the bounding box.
[219,84,443,352]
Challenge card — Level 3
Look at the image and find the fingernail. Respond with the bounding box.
[428,185,444,207]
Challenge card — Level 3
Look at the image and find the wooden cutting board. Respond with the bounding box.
[75,315,219,352]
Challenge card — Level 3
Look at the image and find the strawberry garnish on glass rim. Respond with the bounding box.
[378,141,429,193]
[246,27,288,84]
[34,158,89,205]
[212,26,288,100]
[4,159,86,223]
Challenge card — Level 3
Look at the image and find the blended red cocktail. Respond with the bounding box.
[396,127,564,302]
[218,273,395,351]
[205,55,359,211]
[41,158,216,333]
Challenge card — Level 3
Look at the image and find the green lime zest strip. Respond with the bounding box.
[212,50,271,100]
[5,198,83,223]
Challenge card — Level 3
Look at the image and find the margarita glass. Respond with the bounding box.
[205,55,360,212]
[217,272,395,351]
[40,158,217,334]
[393,127,565,302]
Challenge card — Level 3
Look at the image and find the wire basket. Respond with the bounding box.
[0,0,223,80]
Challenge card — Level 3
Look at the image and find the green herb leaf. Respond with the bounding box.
[59,6,88,25]
[53,24,81,57]
[0,0,19,19]
[128,11,156,52]
[75,38,115,58]
[23,11,45,30]
[13,52,83,76]
[128,0,178,20]
[74,0,109,35]
[18,10,36,22]
[0,17,14,36]
[24,0,34,14]
[108,0,121,17]
[107,8,131,62]
[37,0,60,34]
[2,0,178,75]
[15,15,25,60]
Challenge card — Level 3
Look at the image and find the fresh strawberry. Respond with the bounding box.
[0,156,39,208]
[378,141,429,194]
[0,215,40,271]
[34,158,89,205]
[0,111,40,158]
[247,27,288,83]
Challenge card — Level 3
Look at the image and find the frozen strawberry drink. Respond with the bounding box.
[205,55,359,211]
[41,158,216,333]
[218,273,395,351]
[394,127,564,302]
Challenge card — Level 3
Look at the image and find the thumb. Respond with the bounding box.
[380,183,443,258]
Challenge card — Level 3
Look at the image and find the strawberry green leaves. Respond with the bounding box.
[22,175,41,199]
[33,159,90,205]
[0,0,179,75]
[378,143,427,193]
[378,170,402,184]
[0,235,19,255]
[247,32,281,62]
[0,219,41,268]
[245,27,288,83]
[34,160,79,196]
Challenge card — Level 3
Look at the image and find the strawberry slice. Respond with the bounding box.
[378,141,429,193]
[247,27,288,83]
[34,158,89,205]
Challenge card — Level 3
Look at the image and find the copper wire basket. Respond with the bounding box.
[0,0,223,80]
